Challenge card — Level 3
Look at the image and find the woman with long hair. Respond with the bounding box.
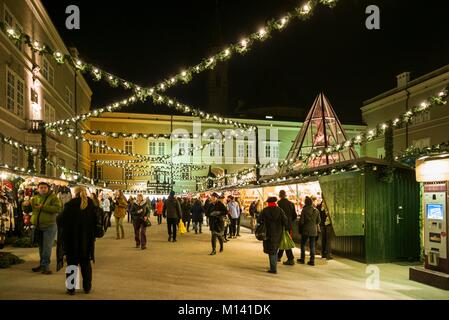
[58,186,98,295]
[130,193,150,250]
[114,191,127,239]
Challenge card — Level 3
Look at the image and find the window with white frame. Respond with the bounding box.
[44,101,55,123]
[158,142,165,156]
[149,141,156,156]
[237,144,245,158]
[124,141,133,154]
[42,57,54,86]
[209,144,216,157]
[272,144,279,159]
[181,169,191,180]
[412,137,431,149]
[221,143,225,157]
[98,140,106,154]
[246,143,254,158]
[6,68,25,117]
[178,142,186,155]
[65,87,73,108]
[124,168,133,180]
[265,145,271,158]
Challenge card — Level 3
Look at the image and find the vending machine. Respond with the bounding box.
[410,155,449,290]
[422,182,448,272]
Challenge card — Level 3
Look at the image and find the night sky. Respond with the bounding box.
[41,0,449,125]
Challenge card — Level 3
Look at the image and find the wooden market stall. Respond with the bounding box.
[210,157,421,264]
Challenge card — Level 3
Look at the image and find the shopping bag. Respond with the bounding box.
[279,230,295,250]
[178,220,187,234]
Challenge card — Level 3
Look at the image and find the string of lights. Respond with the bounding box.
[0,0,338,102]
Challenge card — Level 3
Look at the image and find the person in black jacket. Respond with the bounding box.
[277,190,297,265]
[258,197,288,274]
[130,193,150,250]
[205,192,227,255]
[163,191,182,242]
[57,186,98,295]
[191,198,204,234]
[298,196,321,266]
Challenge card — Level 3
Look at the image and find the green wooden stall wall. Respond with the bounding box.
[318,166,420,263]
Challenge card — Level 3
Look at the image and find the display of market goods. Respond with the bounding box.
[0,252,24,268]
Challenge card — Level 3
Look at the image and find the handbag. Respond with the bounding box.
[144,217,152,227]
[178,220,187,234]
[279,230,295,250]
[255,221,267,241]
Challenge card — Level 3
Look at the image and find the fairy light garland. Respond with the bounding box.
[396,140,449,165]
[0,0,338,99]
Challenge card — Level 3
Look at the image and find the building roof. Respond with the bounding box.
[362,63,449,108]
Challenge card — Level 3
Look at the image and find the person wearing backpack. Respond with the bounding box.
[57,186,98,295]
[257,197,288,274]
[297,196,321,266]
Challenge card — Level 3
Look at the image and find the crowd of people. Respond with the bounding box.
[12,180,333,294]
[255,191,333,274]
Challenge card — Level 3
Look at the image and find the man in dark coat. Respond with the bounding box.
[298,196,321,266]
[205,192,227,255]
[277,190,297,265]
[257,197,288,274]
[57,187,98,295]
[191,198,204,234]
[163,191,182,242]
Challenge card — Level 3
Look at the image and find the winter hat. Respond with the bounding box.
[169,190,175,197]
[266,196,278,203]
[211,192,219,198]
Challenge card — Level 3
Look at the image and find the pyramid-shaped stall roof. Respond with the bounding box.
[279,93,358,176]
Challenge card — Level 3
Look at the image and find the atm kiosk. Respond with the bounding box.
[410,154,449,290]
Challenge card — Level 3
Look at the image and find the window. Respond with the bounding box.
[246,143,254,158]
[124,141,133,154]
[98,140,106,154]
[272,145,279,159]
[6,70,15,113]
[178,142,186,155]
[4,8,13,26]
[44,101,55,123]
[4,7,22,50]
[158,142,165,156]
[6,68,25,117]
[124,168,133,180]
[42,58,54,86]
[413,112,431,125]
[65,87,73,108]
[237,144,245,158]
[181,169,191,180]
[209,145,215,157]
[221,144,225,157]
[377,147,385,159]
[413,137,431,149]
[265,145,271,158]
[149,142,156,156]
[90,143,97,154]
[189,143,194,156]
[95,166,103,181]
[11,147,18,167]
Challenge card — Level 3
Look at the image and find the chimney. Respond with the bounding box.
[396,72,410,88]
